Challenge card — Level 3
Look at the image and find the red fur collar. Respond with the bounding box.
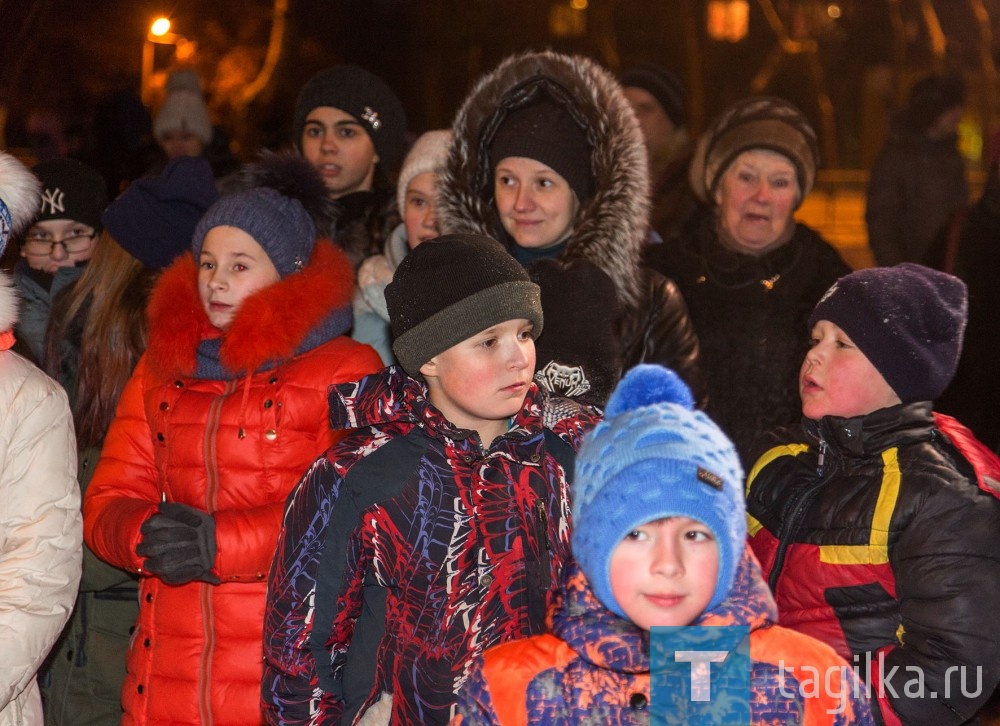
[146,240,354,379]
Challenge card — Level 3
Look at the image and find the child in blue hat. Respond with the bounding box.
[455,365,874,725]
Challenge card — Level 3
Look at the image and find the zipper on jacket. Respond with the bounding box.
[768,440,832,592]
[534,499,552,589]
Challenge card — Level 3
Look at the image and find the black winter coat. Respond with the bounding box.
[645,209,849,464]
[746,402,1000,725]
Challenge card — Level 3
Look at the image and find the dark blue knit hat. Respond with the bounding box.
[191,188,315,278]
[808,263,968,404]
[572,365,745,617]
[103,156,218,270]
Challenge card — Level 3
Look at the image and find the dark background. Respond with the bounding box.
[2,0,998,172]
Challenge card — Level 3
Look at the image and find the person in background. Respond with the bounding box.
[933,157,1000,451]
[353,128,452,364]
[865,72,968,266]
[438,50,704,407]
[455,365,873,725]
[645,95,850,465]
[83,154,382,725]
[15,157,108,364]
[153,70,213,162]
[262,234,600,725]
[291,65,407,268]
[0,151,82,725]
[151,69,241,186]
[745,264,1000,725]
[38,156,218,726]
[621,63,699,243]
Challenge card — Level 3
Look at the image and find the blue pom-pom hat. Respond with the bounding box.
[572,365,746,618]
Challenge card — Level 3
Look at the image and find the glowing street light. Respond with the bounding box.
[141,16,196,105]
[150,17,171,37]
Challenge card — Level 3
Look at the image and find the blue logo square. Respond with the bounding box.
[650,626,751,725]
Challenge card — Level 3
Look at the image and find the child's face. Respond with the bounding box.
[300,106,377,200]
[419,318,536,445]
[198,226,280,330]
[494,157,579,250]
[610,517,719,630]
[21,219,97,273]
[800,320,902,419]
[403,172,440,249]
[159,129,205,160]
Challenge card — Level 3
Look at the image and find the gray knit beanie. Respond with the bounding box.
[191,187,315,278]
[396,129,452,213]
[385,233,543,378]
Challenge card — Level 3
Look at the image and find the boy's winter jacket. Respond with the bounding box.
[262,366,600,725]
[746,402,1000,725]
[0,273,82,726]
[454,548,873,726]
[437,50,705,406]
[83,241,382,726]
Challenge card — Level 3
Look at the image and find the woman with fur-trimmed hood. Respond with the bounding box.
[83,154,382,725]
[437,50,705,407]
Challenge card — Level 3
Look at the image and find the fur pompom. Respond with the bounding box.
[0,151,41,252]
[233,150,337,229]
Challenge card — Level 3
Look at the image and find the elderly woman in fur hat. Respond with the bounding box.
[644,96,850,464]
[436,50,705,407]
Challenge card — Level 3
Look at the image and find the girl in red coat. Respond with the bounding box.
[83,155,382,725]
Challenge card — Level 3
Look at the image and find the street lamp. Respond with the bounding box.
[141,17,197,105]
[706,0,750,42]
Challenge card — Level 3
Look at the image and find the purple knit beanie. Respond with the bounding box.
[808,263,968,403]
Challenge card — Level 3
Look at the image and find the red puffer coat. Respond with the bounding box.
[84,241,382,726]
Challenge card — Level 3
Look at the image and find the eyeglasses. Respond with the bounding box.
[23,230,96,256]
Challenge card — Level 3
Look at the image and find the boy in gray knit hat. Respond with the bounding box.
[263,233,601,725]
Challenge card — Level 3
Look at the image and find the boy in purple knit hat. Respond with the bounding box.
[746,262,1000,725]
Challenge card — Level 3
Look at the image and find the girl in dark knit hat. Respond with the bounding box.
[290,65,407,268]
[746,263,1000,726]
[82,154,382,726]
[436,50,705,408]
[645,95,851,465]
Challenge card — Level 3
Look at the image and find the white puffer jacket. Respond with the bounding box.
[0,273,81,726]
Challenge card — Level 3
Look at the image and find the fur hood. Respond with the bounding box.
[145,239,354,379]
[437,50,650,311]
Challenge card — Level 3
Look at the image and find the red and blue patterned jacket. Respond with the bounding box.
[453,547,874,725]
[262,366,600,725]
[746,404,1000,725]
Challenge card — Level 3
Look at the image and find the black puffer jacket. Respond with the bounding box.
[745,402,1000,726]
[437,50,705,407]
[646,208,849,463]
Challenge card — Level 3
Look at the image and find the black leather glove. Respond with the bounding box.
[137,502,220,586]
